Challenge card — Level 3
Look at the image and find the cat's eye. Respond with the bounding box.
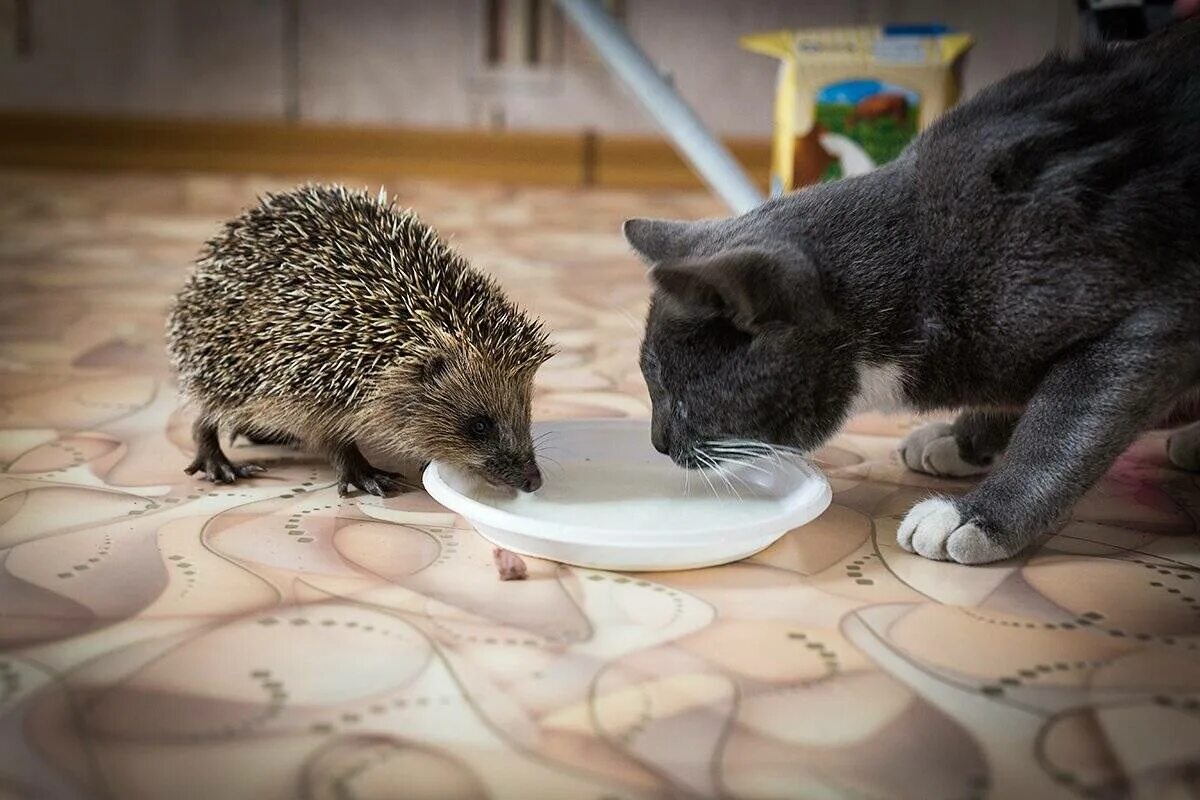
[466,416,495,439]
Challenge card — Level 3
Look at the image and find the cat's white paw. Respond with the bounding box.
[1167,422,1200,472]
[896,498,1013,564]
[898,422,991,477]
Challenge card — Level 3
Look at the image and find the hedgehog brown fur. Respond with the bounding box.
[167,184,556,496]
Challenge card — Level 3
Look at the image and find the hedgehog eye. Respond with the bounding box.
[466,415,495,439]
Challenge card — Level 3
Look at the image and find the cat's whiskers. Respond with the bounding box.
[709,453,772,476]
[696,451,741,501]
[691,448,715,496]
[706,438,815,472]
[764,443,807,457]
[705,444,777,465]
[710,455,757,490]
[705,439,783,465]
[711,438,782,453]
[690,446,721,499]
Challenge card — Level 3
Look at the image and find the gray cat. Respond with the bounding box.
[624,22,1200,565]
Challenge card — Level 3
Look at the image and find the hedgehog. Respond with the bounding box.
[166,184,556,497]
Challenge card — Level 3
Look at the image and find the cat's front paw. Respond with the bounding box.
[896,498,1017,564]
[898,423,991,478]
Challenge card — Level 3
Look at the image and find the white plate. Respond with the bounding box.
[422,418,832,572]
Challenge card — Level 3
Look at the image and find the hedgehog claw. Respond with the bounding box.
[184,455,264,484]
[337,468,407,497]
[331,442,410,497]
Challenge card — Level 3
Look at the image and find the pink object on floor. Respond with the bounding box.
[493,547,528,580]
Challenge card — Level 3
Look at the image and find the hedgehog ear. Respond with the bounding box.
[623,218,713,265]
[421,354,449,384]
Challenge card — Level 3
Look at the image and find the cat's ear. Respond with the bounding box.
[623,218,710,264]
[651,248,826,332]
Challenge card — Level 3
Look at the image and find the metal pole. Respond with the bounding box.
[554,0,764,214]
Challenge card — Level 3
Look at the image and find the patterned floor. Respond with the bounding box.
[1,169,1199,800]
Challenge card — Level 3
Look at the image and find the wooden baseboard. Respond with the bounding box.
[595,135,772,191]
[0,112,770,192]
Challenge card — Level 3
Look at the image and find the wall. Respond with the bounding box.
[0,0,1078,137]
[0,0,287,118]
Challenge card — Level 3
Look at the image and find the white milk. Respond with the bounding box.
[472,460,786,530]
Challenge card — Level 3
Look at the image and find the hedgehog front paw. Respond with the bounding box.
[337,466,408,497]
[184,454,266,484]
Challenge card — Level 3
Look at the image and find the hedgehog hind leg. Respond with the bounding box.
[329,441,408,497]
[185,417,266,484]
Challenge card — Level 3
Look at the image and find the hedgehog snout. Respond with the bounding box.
[519,462,543,493]
[479,450,542,493]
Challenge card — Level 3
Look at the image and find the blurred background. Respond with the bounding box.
[4,6,1200,800]
[0,0,1089,191]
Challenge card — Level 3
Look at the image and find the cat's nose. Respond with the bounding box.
[652,426,670,454]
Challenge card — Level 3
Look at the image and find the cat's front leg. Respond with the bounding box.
[898,324,1196,564]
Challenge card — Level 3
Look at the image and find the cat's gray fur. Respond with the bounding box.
[625,22,1200,564]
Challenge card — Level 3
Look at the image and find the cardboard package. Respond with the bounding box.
[742,25,973,194]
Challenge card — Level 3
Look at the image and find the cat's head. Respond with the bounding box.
[625,216,858,466]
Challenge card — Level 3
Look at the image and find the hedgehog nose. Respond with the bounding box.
[520,463,543,493]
